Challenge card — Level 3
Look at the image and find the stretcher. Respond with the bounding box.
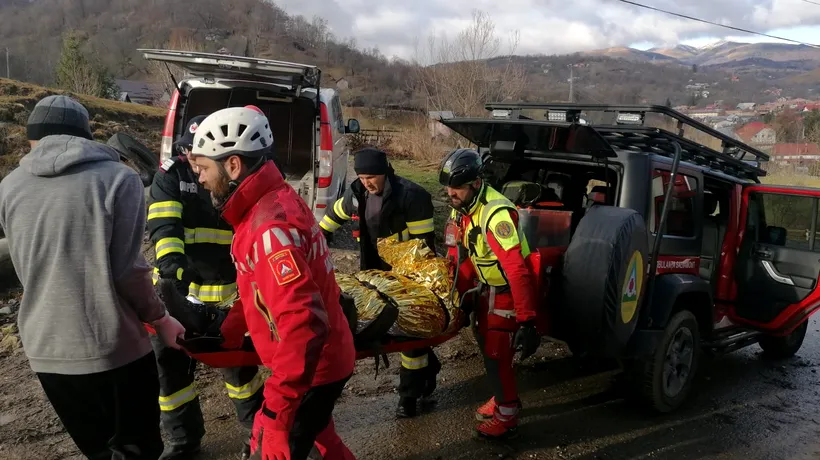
[144,326,463,369]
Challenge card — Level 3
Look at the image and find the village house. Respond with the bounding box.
[734,122,776,153]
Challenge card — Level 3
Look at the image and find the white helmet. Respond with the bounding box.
[191,106,273,160]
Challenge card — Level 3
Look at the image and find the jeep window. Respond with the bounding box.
[751,192,820,252]
[649,170,698,238]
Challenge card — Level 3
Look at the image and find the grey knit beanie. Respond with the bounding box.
[26,95,93,141]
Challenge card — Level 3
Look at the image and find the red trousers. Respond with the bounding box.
[474,287,519,405]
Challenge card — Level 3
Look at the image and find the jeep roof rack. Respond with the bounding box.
[484,102,768,180]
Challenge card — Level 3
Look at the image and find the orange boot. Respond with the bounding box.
[475,402,520,440]
[475,396,496,421]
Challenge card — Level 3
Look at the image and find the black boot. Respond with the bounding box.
[395,397,417,418]
[240,438,251,460]
[159,442,202,460]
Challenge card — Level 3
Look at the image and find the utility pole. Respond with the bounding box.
[4,47,9,80]
[569,66,574,103]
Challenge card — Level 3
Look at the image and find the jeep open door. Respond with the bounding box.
[732,184,820,335]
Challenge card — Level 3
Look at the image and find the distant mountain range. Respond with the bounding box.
[583,41,820,72]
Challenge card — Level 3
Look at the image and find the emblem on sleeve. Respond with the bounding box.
[269,249,302,285]
[494,221,513,238]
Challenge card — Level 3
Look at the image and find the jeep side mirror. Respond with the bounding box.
[766,226,787,246]
[346,119,360,134]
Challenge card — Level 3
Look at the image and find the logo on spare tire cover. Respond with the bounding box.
[620,251,644,324]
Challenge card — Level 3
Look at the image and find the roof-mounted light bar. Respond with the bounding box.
[615,111,645,125]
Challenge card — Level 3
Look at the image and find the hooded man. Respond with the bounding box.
[0,95,185,459]
[319,148,440,418]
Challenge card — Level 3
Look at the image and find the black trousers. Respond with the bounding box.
[151,335,264,446]
[36,352,164,460]
[397,346,441,400]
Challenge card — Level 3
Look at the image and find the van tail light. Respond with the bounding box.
[160,89,180,162]
[318,102,333,189]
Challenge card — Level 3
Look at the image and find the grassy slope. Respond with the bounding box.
[0,78,166,178]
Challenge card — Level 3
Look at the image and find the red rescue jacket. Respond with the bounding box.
[220,161,356,432]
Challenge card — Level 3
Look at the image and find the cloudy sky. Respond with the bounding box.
[272,0,820,59]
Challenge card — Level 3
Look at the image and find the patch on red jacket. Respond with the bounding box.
[269,249,301,285]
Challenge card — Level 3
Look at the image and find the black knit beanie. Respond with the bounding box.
[27,95,93,141]
[353,148,389,175]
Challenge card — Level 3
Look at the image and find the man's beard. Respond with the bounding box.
[209,178,233,209]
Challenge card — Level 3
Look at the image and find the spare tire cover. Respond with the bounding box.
[560,205,648,357]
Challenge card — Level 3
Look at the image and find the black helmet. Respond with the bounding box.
[439,148,482,187]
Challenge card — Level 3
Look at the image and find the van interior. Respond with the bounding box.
[180,86,316,190]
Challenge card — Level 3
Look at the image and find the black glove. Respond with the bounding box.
[157,279,227,338]
[513,321,540,360]
[322,228,334,244]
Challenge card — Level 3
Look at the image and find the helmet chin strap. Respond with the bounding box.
[456,182,481,215]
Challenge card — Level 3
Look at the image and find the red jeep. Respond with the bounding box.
[439,103,819,413]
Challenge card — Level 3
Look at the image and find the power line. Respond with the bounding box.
[616,0,820,48]
[800,0,820,6]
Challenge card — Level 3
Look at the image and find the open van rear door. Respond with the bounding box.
[139,49,321,90]
[731,184,820,335]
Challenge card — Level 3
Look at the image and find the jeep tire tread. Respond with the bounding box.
[758,320,808,359]
[631,310,700,413]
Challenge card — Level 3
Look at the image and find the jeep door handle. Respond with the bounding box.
[754,248,773,259]
[761,260,795,286]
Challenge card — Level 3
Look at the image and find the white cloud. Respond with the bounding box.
[272,0,820,59]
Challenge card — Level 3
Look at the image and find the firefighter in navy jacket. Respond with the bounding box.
[319,148,439,418]
[147,115,263,459]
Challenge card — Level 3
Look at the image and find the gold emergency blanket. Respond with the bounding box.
[335,273,388,324]
[354,270,448,338]
[377,239,462,333]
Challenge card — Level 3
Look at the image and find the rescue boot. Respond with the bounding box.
[475,402,520,440]
[240,439,251,460]
[475,416,519,440]
[395,396,417,418]
[159,442,202,460]
[475,396,496,421]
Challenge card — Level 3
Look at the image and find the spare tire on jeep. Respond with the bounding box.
[107,132,159,186]
[560,205,649,358]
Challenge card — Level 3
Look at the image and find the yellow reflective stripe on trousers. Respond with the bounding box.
[319,215,342,232]
[406,218,434,235]
[183,227,233,245]
[158,384,198,411]
[189,283,238,303]
[333,198,350,220]
[156,237,184,259]
[225,373,265,400]
[147,201,183,220]
[400,353,429,370]
[391,228,411,242]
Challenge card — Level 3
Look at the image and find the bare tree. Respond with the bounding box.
[147,30,205,96]
[412,10,527,118]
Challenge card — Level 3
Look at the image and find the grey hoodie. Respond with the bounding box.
[0,135,166,375]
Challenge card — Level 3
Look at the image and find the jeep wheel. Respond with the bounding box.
[633,310,700,413]
[758,321,808,359]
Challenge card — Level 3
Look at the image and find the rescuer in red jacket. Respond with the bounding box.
[188,105,356,460]
[440,148,541,439]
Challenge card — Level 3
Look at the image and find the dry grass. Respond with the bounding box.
[762,173,820,188]
[0,78,166,179]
